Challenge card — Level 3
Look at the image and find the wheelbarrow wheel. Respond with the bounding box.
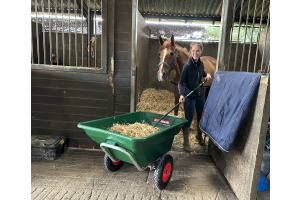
[153,154,173,190]
[104,154,123,172]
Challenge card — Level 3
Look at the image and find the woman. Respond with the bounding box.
[178,42,212,152]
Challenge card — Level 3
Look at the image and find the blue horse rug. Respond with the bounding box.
[199,71,262,153]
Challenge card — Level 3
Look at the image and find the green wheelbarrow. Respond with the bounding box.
[77,111,187,190]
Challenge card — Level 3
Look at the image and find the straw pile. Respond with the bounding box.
[107,121,159,138]
[136,88,200,145]
[136,88,184,113]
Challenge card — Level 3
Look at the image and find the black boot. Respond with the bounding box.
[196,125,204,145]
[182,126,193,152]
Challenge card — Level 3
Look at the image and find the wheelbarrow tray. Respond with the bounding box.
[77,111,187,167]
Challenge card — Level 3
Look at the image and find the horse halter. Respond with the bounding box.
[158,46,179,74]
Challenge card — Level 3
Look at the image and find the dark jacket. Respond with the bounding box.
[178,57,207,98]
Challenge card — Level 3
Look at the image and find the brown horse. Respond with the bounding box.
[157,35,217,116]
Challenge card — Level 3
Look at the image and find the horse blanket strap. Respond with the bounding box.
[199,71,262,153]
[158,47,179,71]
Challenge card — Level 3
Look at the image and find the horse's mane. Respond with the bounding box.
[176,45,190,57]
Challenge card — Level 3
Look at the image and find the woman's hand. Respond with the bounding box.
[179,95,185,103]
[206,73,212,81]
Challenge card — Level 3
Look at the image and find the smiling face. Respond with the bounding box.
[191,44,202,61]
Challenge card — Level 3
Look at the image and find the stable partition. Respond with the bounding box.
[208,75,270,200]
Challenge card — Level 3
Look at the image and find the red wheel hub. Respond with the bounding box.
[112,158,122,166]
[162,162,172,182]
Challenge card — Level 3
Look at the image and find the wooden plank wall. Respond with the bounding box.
[31,67,109,147]
[31,0,150,147]
[113,0,133,115]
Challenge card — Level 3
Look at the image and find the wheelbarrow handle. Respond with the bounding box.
[154,79,207,127]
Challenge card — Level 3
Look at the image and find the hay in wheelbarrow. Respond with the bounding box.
[107,121,160,138]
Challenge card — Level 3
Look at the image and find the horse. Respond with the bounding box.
[157,35,217,116]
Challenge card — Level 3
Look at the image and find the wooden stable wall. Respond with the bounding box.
[113,0,133,116]
[31,67,110,147]
[31,0,150,148]
[113,0,150,115]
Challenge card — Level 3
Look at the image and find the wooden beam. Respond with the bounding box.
[106,0,115,117]
[131,0,138,113]
[216,0,236,71]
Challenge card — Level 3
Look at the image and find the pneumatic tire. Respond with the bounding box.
[153,154,173,190]
[104,154,123,172]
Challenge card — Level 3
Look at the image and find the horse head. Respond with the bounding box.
[157,35,178,81]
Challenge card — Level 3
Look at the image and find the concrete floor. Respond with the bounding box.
[31,135,270,200]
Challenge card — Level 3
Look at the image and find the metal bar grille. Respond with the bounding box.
[68,0,71,66]
[227,0,237,71]
[240,0,251,72]
[48,0,52,65]
[31,22,34,64]
[35,0,40,64]
[246,0,258,72]
[55,0,58,64]
[224,0,270,75]
[253,0,265,73]
[94,0,97,68]
[61,0,65,66]
[42,0,46,64]
[31,0,102,68]
[260,9,270,72]
[233,0,244,71]
[75,0,78,67]
[81,0,84,67]
[88,0,90,67]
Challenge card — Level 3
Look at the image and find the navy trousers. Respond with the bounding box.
[183,94,205,127]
